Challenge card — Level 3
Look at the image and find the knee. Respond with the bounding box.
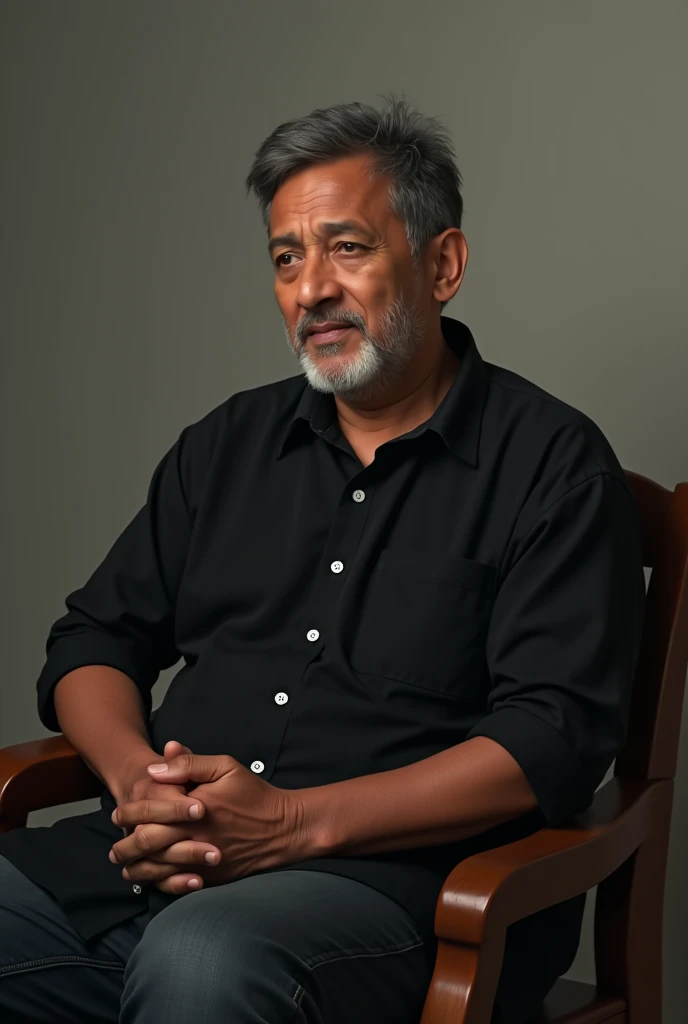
[124,893,237,996]
[121,889,300,1019]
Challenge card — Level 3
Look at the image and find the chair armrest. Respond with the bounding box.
[0,736,102,830]
[435,776,670,944]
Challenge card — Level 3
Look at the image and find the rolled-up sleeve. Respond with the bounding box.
[37,429,193,732]
[466,471,646,825]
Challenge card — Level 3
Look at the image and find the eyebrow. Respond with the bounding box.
[267,220,375,255]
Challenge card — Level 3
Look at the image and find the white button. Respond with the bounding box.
[330,560,344,574]
[251,760,265,773]
[307,629,320,642]
[132,884,143,895]
[352,489,366,502]
[274,692,289,705]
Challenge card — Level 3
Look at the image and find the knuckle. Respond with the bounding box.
[138,862,165,881]
[134,825,152,852]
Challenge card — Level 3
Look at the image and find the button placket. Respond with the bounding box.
[299,474,373,693]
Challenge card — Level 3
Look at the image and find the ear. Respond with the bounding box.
[431,228,468,305]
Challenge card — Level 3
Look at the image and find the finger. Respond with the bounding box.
[123,841,220,877]
[151,841,221,868]
[110,823,189,865]
[156,873,205,895]
[120,861,205,891]
[140,743,195,790]
[147,753,238,785]
[112,797,204,830]
[122,860,180,883]
[164,740,193,759]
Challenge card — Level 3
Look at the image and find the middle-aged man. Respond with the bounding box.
[0,99,645,1024]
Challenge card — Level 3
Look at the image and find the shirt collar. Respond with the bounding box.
[276,316,488,467]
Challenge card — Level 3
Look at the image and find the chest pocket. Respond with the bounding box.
[350,549,497,698]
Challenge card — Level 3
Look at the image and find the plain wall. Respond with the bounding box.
[1,0,687,1017]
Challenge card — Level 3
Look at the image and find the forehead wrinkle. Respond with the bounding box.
[270,158,398,247]
[284,180,354,218]
[272,194,387,246]
[274,162,387,215]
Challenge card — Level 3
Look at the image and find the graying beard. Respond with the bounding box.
[287,295,425,399]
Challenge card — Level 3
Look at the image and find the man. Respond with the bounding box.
[0,98,645,1024]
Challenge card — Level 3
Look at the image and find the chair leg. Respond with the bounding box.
[594,779,672,1023]
[420,929,505,1024]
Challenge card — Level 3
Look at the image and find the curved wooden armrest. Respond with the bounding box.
[434,776,671,945]
[0,736,102,829]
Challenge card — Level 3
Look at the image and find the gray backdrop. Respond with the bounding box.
[1,1,687,1018]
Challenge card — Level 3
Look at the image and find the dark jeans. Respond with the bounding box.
[0,853,448,1024]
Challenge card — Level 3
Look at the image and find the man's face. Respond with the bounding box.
[269,153,431,399]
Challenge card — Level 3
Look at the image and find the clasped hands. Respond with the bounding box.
[108,740,319,895]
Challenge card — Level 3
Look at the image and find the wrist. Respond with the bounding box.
[296,785,340,858]
[107,745,160,804]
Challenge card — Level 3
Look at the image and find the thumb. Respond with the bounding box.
[164,740,193,759]
[148,753,238,785]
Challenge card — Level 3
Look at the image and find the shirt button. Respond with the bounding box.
[132,884,143,895]
[274,692,289,704]
[307,629,320,642]
[352,489,366,502]
[251,760,265,773]
[330,560,344,574]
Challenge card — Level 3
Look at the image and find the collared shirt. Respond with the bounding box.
[0,318,645,1023]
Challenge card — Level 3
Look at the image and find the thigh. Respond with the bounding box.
[123,868,435,1024]
[0,853,147,1024]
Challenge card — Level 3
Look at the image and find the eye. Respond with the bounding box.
[275,253,295,267]
[339,242,365,254]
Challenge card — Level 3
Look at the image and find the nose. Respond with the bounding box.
[296,252,343,310]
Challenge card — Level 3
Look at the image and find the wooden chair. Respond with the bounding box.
[1,472,686,1024]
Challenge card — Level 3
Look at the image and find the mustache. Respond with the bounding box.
[294,309,367,347]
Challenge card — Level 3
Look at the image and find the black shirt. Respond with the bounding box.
[0,318,645,1023]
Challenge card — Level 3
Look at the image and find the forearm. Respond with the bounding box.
[53,666,158,802]
[301,737,540,857]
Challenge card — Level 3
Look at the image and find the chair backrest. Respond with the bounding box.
[590,472,688,1020]
[615,473,688,782]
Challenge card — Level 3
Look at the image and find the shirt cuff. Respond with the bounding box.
[37,634,155,732]
[465,705,592,825]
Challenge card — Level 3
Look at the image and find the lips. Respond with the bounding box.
[307,324,354,345]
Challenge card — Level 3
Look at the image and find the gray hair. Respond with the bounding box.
[245,96,463,260]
